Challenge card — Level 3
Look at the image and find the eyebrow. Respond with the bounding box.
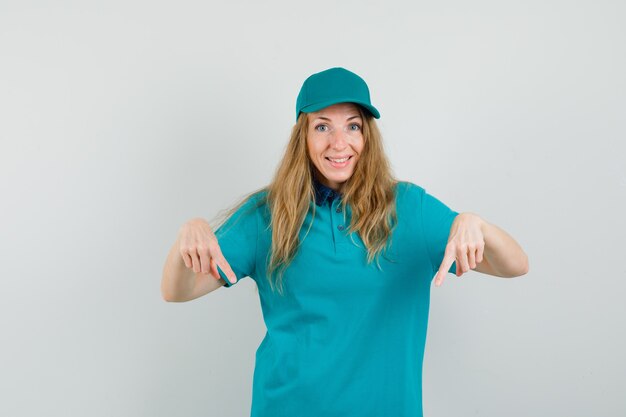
[313,115,362,122]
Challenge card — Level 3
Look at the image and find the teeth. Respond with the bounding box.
[329,157,349,163]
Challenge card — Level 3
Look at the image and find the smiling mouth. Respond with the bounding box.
[325,156,352,163]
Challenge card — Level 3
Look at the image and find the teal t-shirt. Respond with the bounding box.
[214,181,459,417]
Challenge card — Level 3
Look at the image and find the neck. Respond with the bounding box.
[313,171,343,193]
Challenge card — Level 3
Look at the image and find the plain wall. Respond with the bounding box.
[1,0,624,416]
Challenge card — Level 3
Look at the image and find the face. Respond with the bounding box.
[306,103,365,191]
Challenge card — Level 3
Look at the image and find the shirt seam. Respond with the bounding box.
[252,195,259,279]
[419,187,437,276]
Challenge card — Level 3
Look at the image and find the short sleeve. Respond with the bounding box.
[214,196,259,288]
[420,188,460,277]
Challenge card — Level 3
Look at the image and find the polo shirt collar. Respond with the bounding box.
[313,177,341,207]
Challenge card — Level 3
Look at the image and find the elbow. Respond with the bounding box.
[162,291,188,303]
[161,281,185,303]
[522,255,529,275]
[160,279,171,302]
[161,288,176,302]
[521,253,529,275]
[162,292,177,302]
[498,254,529,278]
[512,254,529,277]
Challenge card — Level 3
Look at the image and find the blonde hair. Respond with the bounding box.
[213,106,398,295]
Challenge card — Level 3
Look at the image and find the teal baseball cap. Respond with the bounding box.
[295,67,380,121]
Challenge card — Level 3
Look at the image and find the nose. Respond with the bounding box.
[329,129,348,150]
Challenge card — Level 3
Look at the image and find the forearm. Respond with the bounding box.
[480,219,529,277]
[161,237,196,302]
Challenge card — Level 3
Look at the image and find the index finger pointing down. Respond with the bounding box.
[434,251,456,287]
[216,259,237,286]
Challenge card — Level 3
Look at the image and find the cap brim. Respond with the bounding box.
[300,98,380,119]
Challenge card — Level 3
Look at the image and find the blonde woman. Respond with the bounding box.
[161,67,529,417]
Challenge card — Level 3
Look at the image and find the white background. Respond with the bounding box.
[1,0,624,416]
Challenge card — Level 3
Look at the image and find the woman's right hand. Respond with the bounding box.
[177,218,237,285]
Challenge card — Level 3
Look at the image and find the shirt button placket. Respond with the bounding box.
[331,199,348,253]
[334,201,345,235]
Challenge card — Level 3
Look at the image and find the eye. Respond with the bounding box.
[315,124,329,132]
[349,123,361,131]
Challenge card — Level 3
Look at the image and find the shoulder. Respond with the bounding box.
[394,180,426,206]
[217,188,268,231]
[237,188,270,213]
[238,188,271,226]
[394,180,425,193]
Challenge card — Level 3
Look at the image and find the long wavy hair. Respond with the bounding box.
[213,106,398,295]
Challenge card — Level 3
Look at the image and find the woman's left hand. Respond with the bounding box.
[434,212,486,287]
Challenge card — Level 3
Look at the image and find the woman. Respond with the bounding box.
[161,67,529,417]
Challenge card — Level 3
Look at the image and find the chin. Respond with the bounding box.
[326,174,352,185]
[333,176,351,183]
